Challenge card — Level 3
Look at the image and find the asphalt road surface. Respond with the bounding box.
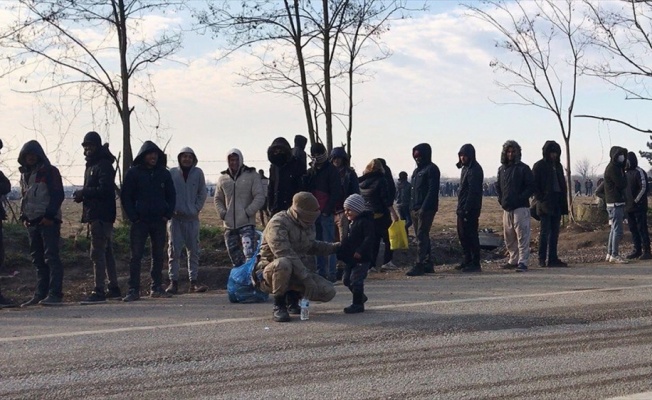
[2,263,652,400]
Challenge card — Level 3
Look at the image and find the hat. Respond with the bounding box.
[290,192,321,226]
[82,131,102,147]
[310,143,327,157]
[343,194,367,214]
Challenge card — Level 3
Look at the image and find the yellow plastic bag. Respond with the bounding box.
[388,220,409,250]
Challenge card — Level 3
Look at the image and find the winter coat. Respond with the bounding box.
[256,210,338,275]
[456,144,484,217]
[336,211,375,264]
[120,141,176,223]
[410,143,441,212]
[170,147,207,221]
[379,159,397,203]
[80,144,117,223]
[0,170,11,220]
[330,147,360,213]
[292,135,308,171]
[267,137,306,215]
[395,180,412,209]
[214,148,265,229]
[18,140,64,223]
[303,161,342,216]
[625,152,648,213]
[603,146,628,205]
[532,140,568,216]
[359,171,393,215]
[496,140,535,212]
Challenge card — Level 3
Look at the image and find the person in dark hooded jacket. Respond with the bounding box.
[406,143,441,276]
[330,146,359,241]
[624,152,650,260]
[73,131,121,304]
[532,140,569,268]
[455,144,484,272]
[292,135,308,171]
[496,140,535,272]
[0,139,14,308]
[267,137,306,215]
[120,141,176,302]
[602,146,629,264]
[18,140,65,306]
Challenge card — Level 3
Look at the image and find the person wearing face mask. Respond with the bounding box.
[405,143,441,277]
[624,152,651,260]
[532,140,569,268]
[600,146,629,264]
[266,137,306,216]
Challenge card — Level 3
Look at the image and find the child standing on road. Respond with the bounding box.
[336,194,375,314]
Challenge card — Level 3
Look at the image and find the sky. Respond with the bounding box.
[0,0,651,187]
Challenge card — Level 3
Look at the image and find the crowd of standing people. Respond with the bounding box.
[0,133,649,323]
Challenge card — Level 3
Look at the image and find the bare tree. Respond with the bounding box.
[574,157,594,180]
[196,0,414,153]
[578,0,652,163]
[466,0,590,220]
[0,0,184,183]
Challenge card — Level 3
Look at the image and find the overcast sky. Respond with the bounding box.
[0,1,650,187]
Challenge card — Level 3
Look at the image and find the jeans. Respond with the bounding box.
[128,220,167,290]
[89,220,118,292]
[168,218,201,281]
[343,261,369,292]
[607,205,625,257]
[315,214,337,280]
[538,212,561,263]
[27,222,63,299]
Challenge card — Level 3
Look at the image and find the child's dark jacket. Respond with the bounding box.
[336,211,375,264]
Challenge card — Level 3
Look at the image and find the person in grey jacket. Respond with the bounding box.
[215,148,265,267]
[166,147,208,294]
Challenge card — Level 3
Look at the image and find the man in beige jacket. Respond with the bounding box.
[215,148,265,267]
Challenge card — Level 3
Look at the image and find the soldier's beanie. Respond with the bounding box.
[292,191,320,212]
[343,194,366,214]
[82,131,102,147]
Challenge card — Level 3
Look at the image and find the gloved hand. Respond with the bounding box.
[302,275,317,300]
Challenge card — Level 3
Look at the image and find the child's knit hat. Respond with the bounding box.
[343,194,367,214]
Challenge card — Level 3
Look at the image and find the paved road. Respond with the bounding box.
[2,263,652,399]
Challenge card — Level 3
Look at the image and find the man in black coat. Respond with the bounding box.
[267,137,306,215]
[532,140,568,268]
[625,152,651,260]
[455,144,484,273]
[406,143,441,277]
[120,141,176,302]
[73,131,121,303]
[0,141,16,308]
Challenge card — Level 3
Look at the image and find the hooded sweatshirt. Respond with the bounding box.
[267,137,306,214]
[410,143,441,212]
[532,140,568,216]
[625,151,648,213]
[18,140,64,223]
[603,146,628,205]
[120,141,176,223]
[496,140,535,211]
[456,144,484,216]
[292,135,308,171]
[170,147,207,220]
[330,147,360,212]
[214,148,265,229]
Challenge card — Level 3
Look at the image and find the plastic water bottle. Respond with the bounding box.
[300,297,310,321]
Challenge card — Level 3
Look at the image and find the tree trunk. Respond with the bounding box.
[346,62,353,160]
[291,0,315,145]
[118,0,132,182]
[322,0,333,152]
[564,138,574,222]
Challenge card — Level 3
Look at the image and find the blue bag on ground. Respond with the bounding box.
[227,231,269,303]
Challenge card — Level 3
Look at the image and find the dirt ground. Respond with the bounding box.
[0,196,644,303]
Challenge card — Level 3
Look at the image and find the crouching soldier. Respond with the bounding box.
[254,192,339,322]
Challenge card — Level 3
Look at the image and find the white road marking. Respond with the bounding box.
[605,392,652,399]
[2,284,652,343]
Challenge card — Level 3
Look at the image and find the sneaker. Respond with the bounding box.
[189,281,208,293]
[538,259,546,268]
[500,263,518,270]
[423,263,435,274]
[39,295,63,306]
[80,291,107,305]
[273,306,291,322]
[0,294,17,309]
[150,286,172,298]
[609,255,629,264]
[105,286,122,299]
[165,280,178,295]
[547,259,568,268]
[122,289,140,302]
[515,263,528,272]
[21,295,45,308]
[461,265,482,273]
[626,251,642,260]
[605,254,612,262]
[380,261,399,271]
